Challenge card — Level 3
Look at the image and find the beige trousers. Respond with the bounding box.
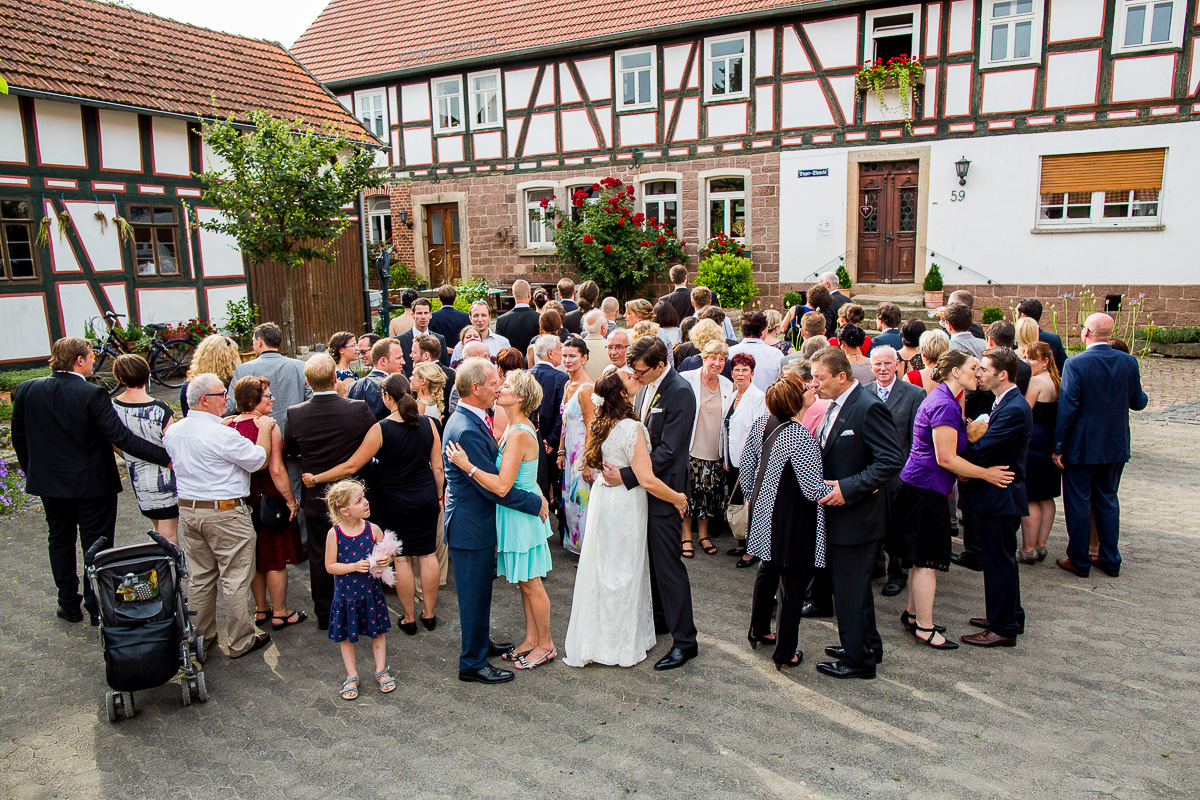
[179,503,258,657]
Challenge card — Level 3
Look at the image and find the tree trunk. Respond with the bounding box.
[282,266,298,357]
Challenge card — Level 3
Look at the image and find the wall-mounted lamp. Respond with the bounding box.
[955,157,971,186]
[398,208,412,229]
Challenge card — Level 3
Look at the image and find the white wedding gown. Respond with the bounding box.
[563,418,656,667]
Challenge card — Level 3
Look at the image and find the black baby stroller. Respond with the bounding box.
[84,531,208,722]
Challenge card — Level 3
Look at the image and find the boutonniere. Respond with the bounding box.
[648,392,662,412]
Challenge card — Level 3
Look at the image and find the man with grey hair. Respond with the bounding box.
[451,301,511,362]
[606,327,630,369]
[583,309,612,381]
[164,374,274,659]
[497,280,541,351]
[447,341,492,417]
[820,272,850,320]
[530,334,568,511]
[600,297,621,336]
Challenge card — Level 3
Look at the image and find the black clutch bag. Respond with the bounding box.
[253,494,291,531]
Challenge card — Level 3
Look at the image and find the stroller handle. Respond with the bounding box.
[146,529,188,580]
[84,536,110,566]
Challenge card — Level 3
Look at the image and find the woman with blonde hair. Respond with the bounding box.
[180,334,240,417]
[1015,316,1040,357]
[412,362,446,426]
[905,329,950,392]
[762,309,794,356]
[676,318,725,371]
[631,320,660,343]
[623,298,654,328]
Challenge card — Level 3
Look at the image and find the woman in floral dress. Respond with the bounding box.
[556,337,595,554]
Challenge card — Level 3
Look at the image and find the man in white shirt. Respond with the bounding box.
[165,373,274,659]
[582,309,612,381]
[451,301,511,362]
[729,310,783,391]
[945,302,985,359]
[606,328,630,370]
[690,286,737,341]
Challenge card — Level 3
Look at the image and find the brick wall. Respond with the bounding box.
[947,283,1200,330]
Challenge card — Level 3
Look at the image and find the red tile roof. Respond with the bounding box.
[0,0,377,142]
[292,0,825,86]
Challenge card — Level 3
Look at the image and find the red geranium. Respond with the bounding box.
[656,234,666,243]
[603,244,613,253]
[617,217,625,225]
[583,234,594,243]
[640,240,649,247]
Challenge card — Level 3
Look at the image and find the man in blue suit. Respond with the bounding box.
[961,348,1032,647]
[529,335,568,517]
[442,357,548,684]
[1053,313,1147,578]
[870,302,903,352]
[429,284,471,345]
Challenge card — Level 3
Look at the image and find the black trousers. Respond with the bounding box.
[43,495,119,616]
[647,511,697,649]
[827,541,883,670]
[750,559,813,664]
[979,514,1025,637]
[305,513,334,627]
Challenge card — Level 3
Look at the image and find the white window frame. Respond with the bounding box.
[354,89,387,139]
[980,0,1045,67]
[637,172,682,234]
[615,46,658,111]
[563,178,601,222]
[517,181,559,254]
[431,76,465,134]
[467,70,503,129]
[1112,0,1185,53]
[1036,188,1163,229]
[367,196,392,244]
[863,6,922,66]
[703,32,751,103]
[700,168,750,244]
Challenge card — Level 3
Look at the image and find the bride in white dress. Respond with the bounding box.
[564,367,688,668]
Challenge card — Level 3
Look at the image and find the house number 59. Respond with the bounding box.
[950,190,966,202]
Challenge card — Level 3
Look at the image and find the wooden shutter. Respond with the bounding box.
[1040,149,1166,193]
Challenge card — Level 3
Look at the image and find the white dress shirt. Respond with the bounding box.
[163,410,267,500]
[451,331,512,362]
[729,338,784,391]
[819,380,860,447]
[640,369,669,421]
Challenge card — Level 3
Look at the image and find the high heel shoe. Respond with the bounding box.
[1016,549,1040,564]
[913,624,959,649]
[1036,546,1048,562]
[747,630,777,650]
[774,651,803,670]
[397,616,418,636]
[900,611,945,633]
[420,614,437,631]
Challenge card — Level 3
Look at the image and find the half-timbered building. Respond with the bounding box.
[0,0,378,367]
[294,0,1200,325]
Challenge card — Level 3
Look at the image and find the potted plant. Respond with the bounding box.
[856,54,924,131]
[923,263,944,308]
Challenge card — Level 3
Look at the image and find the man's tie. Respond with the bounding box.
[991,396,1001,412]
[485,407,495,433]
[877,385,890,402]
[816,402,838,447]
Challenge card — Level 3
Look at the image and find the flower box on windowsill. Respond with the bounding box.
[857,72,925,124]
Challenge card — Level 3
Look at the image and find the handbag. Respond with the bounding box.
[727,500,748,541]
[253,494,291,531]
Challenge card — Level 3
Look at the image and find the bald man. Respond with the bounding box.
[497,279,541,351]
[447,341,492,418]
[1052,313,1147,579]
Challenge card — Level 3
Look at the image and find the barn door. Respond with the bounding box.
[856,160,918,284]
[426,203,461,287]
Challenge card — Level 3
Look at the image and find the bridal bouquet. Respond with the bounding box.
[368,530,403,586]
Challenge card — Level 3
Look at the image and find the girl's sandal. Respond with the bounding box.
[513,646,558,670]
[375,666,396,693]
[340,676,359,701]
[501,647,534,662]
[698,537,718,555]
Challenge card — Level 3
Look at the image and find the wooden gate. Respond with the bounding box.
[856,160,918,284]
[246,225,365,349]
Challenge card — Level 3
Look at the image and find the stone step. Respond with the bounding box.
[851,283,926,297]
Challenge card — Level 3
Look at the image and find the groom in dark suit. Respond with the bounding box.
[809,347,903,679]
[443,357,548,684]
[602,336,698,670]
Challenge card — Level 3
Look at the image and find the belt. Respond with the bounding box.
[179,498,245,511]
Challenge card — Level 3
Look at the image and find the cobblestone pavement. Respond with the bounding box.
[1135,356,1200,411]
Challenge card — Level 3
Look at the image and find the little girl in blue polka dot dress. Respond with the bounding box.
[324,480,394,701]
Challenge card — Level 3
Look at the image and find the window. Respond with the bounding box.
[354,90,386,138]
[1115,0,1183,51]
[567,183,598,222]
[129,205,179,276]
[468,70,502,128]
[708,177,746,241]
[982,0,1044,66]
[432,77,464,134]
[616,47,657,110]
[525,189,555,248]
[1037,149,1165,229]
[0,199,37,281]
[704,33,749,101]
[642,181,678,233]
[367,196,392,244]
[864,7,920,64]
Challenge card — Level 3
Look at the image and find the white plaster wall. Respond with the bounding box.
[506,119,524,157]
[828,76,857,121]
[755,86,775,132]
[152,117,191,176]
[673,98,699,140]
[1111,55,1177,102]
[403,127,433,165]
[595,107,613,147]
[619,112,657,146]
[401,83,431,121]
[922,67,940,117]
[981,69,1037,113]
[1048,0,1105,42]
[755,29,776,76]
[706,104,747,137]
[947,0,974,53]
[64,201,122,272]
[559,64,582,104]
[535,71,556,106]
[0,95,26,163]
[574,58,611,100]
[782,26,811,73]
[137,288,199,324]
[44,200,80,273]
[437,135,464,163]
[803,18,858,69]
[523,113,557,155]
[561,110,598,150]
[0,296,51,362]
[1044,50,1100,107]
[99,110,141,172]
[944,64,973,116]
[925,2,942,56]
[205,285,249,327]
[474,131,502,160]
[35,100,87,167]
[57,282,103,338]
[781,81,836,128]
[196,208,245,278]
[778,150,849,283]
[103,284,130,319]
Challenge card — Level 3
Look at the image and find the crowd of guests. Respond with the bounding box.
[12,270,1147,690]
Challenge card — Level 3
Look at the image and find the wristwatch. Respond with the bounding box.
[468,466,478,478]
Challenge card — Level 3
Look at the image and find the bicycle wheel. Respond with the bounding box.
[87,347,122,396]
[150,338,195,388]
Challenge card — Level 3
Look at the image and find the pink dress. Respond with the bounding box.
[801,399,831,437]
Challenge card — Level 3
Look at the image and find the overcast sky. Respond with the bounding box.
[121,0,329,47]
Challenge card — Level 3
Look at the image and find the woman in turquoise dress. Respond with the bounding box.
[445,369,557,670]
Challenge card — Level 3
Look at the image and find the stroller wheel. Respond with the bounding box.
[121,692,136,719]
[180,680,192,707]
[196,635,208,665]
[195,671,208,703]
[105,692,118,723]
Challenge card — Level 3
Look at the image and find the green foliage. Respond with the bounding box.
[0,368,50,392]
[454,277,494,305]
[0,400,11,422]
[372,315,386,338]
[540,177,686,300]
[390,261,427,290]
[783,291,805,309]
[696,253,758,311]
[1140,325,1200,344]
[222,298,259,344]
[699,233,744,260]
[429,297,471,313]
[981,306,1004,325]
[923,263,943,292]
[836,264,852,289]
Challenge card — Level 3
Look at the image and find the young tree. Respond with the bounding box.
[199,110,384,353]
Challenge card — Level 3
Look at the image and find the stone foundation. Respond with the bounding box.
[945,283,1200,330]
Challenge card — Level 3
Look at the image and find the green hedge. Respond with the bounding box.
[1141,326,1200,344]
[0,368,50,393]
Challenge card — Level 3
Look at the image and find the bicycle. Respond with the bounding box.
[88,312,196,396]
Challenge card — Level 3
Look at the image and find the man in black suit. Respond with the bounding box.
[809,347,904,679]
[948,289,986,340]
[349,337,404,420]
[429,284,471,345]
[820,272,851,323]
[602,336,698,671]
[411,334,455,419]
[961,348,1032,647]
[1017,298,1067,373]
[399,297,448,376]
[284,354,377,629]
[495,280,541,353]
[556,277,579,314]
[658,265,694,321]
[529,334,568,515]
[12,337,170,624]
[865,345,925,597]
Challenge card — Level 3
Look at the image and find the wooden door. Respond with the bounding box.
[426,203,462,286]
[856,160,918,284]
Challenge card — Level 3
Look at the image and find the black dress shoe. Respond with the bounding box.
[800,603,834,618]
[653,645,698,670]
[56,606,83,623]
[488,640,515,657]
[824,646,883,664]
[727,546,746,556]
[397,617,418,636]
[881,581,905,597]
[950,552,984,571]
[458,663,515,684]
[735,556,760,569]
[816,660,876,680]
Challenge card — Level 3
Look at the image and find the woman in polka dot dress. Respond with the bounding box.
[324,480,394,701]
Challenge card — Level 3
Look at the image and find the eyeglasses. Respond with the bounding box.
[203,391,228,399]
[631,365,652,378]
[263,392,274,399]
[607,344,627,351]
